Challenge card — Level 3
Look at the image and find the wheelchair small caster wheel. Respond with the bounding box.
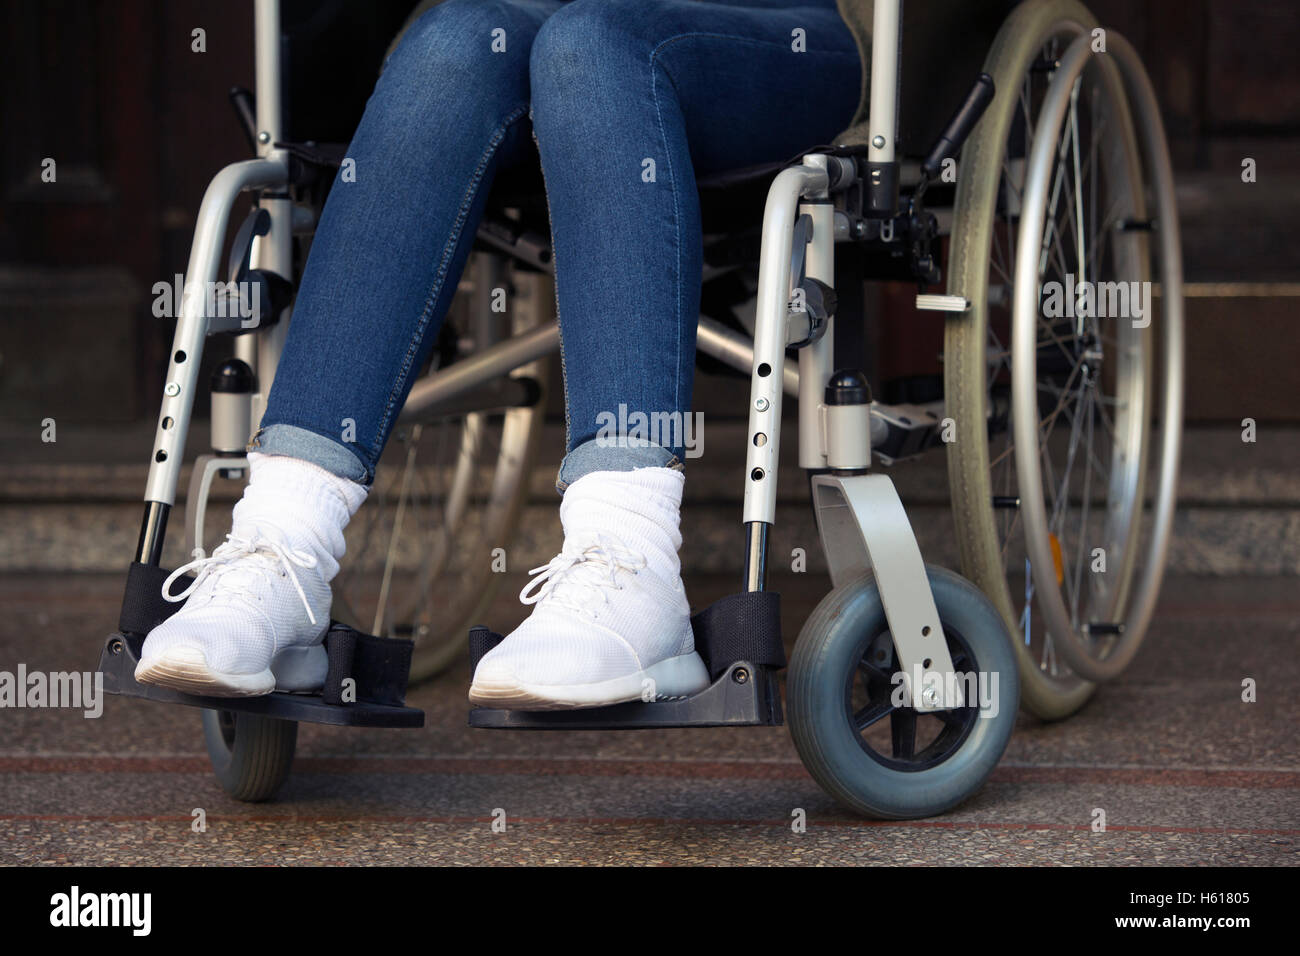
[201,709,297,802]
[788,565,1019,819]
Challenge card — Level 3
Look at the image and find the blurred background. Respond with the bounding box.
[1,0,1297,867]
[2,0,1298,581]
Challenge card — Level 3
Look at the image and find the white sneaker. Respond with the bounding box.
[136,452,367,698]
[135,533,331,696]
[469,468,709,710]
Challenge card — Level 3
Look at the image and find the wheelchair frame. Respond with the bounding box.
[100,0,1183,811]
[130,0,964,716]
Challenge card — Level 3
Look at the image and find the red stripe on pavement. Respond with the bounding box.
[0,812,1295,836]
[0,755,1296,789]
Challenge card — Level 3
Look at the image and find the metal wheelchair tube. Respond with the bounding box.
[140,157,288,521]
[401,311,812,429]
[743,521,769,593]
[742,164,828,530]
[867,0,901,165]
[399,322,560,423]
[135,0,290,566]
[797,167,836,470]
[254,0,283,155]
[696,316,800,397]
[134,502,170,567]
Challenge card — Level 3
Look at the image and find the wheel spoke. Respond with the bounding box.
[935,706,968,727]
[1036,361,1085,449]
[1069,387,1097,625]
[999,502,1023,570]
[857,657,893,685]
[1085,197,1125,273]
[853,699,894,732]
[989,440,1015,472]
[890,708,918,759]
[373,424,422,635]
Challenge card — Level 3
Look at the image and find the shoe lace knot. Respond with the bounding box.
[161,527,321,626]
[518,532,648,617]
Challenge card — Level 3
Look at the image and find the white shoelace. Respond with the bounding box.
[161,530,321,625]
[519,533,648,617]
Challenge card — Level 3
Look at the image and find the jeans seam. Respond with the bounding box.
[370,103,531,462]
[648,43,685,442]
[530,118,572,454]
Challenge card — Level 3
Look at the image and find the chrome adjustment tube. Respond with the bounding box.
[136,0,290,564]
[742,153,856,591]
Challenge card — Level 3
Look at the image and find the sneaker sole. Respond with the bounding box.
[135,643,327,698]
[468,651,710,711]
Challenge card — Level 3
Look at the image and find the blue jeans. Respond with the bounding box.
[253,0,860,489]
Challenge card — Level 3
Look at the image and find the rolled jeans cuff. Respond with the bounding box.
[248,423,371,485]
[555,436,682,494]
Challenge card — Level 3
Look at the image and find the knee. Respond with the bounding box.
[384,0,535,90]
[529,0,663,104]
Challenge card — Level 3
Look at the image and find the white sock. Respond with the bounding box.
[232,452,369,581]
[469,465,705,703]
[559,466,685,585]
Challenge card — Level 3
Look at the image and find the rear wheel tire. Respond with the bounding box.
[946,0,1115,719]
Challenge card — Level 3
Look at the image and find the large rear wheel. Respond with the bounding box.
[944,0,1166,719]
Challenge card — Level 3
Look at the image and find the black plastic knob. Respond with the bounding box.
[825,368,872,406]
[211,358,256,394]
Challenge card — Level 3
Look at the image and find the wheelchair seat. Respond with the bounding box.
[482,152,785,237]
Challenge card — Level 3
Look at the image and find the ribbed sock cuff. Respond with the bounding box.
[232,453,370,571]
[558,467,685,578]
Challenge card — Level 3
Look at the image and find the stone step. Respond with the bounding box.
[3,493,1296,577]
[1,417,1295,504]
[1,419,1295,575]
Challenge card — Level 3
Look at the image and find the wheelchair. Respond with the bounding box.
[97,0,1183,818]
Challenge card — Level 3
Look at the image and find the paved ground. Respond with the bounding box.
[0,571,1296,866]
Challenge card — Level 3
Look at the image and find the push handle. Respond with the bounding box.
[228,86,259,154]
[921,73,996,182]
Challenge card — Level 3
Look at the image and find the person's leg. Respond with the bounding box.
[537,0,860,486]
[256,0,565,485]
[139,0,564,697]
[469,0,861,709]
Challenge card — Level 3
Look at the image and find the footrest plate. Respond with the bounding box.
[97,631,424,728]
[468,590,785,729]
[468,661,782,730]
